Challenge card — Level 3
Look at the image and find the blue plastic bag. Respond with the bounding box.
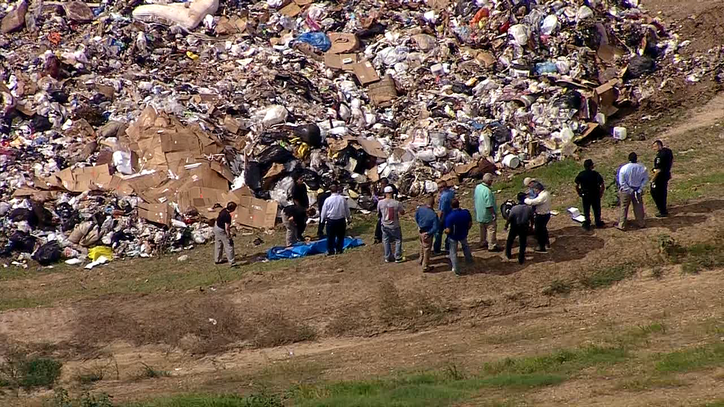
[295,32,332,52]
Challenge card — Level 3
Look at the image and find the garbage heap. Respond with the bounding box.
[0,0,717,265]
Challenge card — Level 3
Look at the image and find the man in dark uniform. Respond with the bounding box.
[575,159,606,230]
[651,140,673,217]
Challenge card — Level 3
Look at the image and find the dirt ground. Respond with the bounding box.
[4,1,724,406]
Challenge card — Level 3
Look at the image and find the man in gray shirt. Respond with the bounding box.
[377,186,405,263]
[505,192,534,265]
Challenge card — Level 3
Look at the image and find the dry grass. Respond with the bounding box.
[251,311,317,349]
[75,297,251,354]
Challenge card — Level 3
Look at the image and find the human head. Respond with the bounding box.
[293,172,304,184]
[483,173,494,186]
[517,192,527,203]
[451,199,460,209]
[628,152,638,163]
[329,184,339,194]
[426,196,435,207]
[523,177,535,188]
[384,186,394,196]
[380,177,389,187]
[531,181,545,192]
[584,159,594,170]
[652,140,663,151]
[437,180,448,190]
[227,202,237,212]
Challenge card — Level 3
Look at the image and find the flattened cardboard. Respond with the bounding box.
[177,186,227,216]
[137,202,171,226]
[327,33,360,54]
[356,137,388,159]
[233,196,278,229]
[366,166,380,183]
[352,61,380,85]
[279,2,302,17]
[367,75,397,107]
[324,53,358,70]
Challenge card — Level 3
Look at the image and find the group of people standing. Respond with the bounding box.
[209,140,673,273]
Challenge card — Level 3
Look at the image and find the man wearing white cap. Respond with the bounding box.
[523,177,538,199]
[474,173,500,251]
[377,186,406,263]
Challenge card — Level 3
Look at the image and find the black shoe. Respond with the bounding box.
[655,213,668,218]
[582,224,591,231]
[534,247,547,253]
[595,222,605,228]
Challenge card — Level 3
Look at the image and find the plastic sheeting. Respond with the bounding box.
[267,237,364,260]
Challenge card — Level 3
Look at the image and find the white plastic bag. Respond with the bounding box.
[509,24,529,46]
[540,15,559,36]
[112,151,133,175]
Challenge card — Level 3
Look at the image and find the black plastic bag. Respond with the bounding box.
[257,145,295,173]
[624,55,655,80]
[245,161,263,192]
[9,231,37,253]
[32,241,61,266]
[294,124,322,148]
[299,169,322,191]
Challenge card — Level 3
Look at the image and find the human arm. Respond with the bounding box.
[344,198,351,222]
[524,192,547,206]
[598,173,605,197]
[320,201,328,224]
[398,202,405,216]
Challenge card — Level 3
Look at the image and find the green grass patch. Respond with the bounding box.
[578,263,637,289]
[655,343,724,373]
[0,353,63,391]
[483,345,627,376]
[124,392,283,407]
[658,234,724,274]
[542,279,573,296]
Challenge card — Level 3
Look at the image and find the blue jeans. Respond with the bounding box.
[433,213,449,253]
[449,237,473,274]
[382,226,402,262]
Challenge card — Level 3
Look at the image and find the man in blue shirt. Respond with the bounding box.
[444,199,473,276]
[617,152,648,230]
[434,181,455,254]
[415,197,438,272]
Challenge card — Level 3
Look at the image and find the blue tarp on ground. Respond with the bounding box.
[267,237,364,260]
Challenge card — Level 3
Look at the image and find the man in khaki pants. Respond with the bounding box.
[617,152,648,230]
[474,173,501,251]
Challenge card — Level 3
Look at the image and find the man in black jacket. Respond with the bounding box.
[651,140,673,217]
[575,159,606,230]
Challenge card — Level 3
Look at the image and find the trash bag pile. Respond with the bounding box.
[0,0,719,266]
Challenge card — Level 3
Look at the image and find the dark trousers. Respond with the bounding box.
[326,218,346,255]
[506,224,528,264]
[582,195,603,228]
[651,178,669,215]
[534,213,551,251]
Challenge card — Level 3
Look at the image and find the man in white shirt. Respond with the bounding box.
[617,152,649,230]
[320,184,351,255]
[524,181,552,252]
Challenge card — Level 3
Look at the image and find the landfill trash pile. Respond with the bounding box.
[0,0,720,266]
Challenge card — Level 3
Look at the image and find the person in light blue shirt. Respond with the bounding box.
[415,197,438,272]
[434,181,455,254]
[617,152,648,230]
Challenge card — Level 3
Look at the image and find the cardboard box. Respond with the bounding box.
[352,61,380,85]
[137,202,171,226]
[233,196,278,229]
[324,53,358,71]
[327,33,360,54]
